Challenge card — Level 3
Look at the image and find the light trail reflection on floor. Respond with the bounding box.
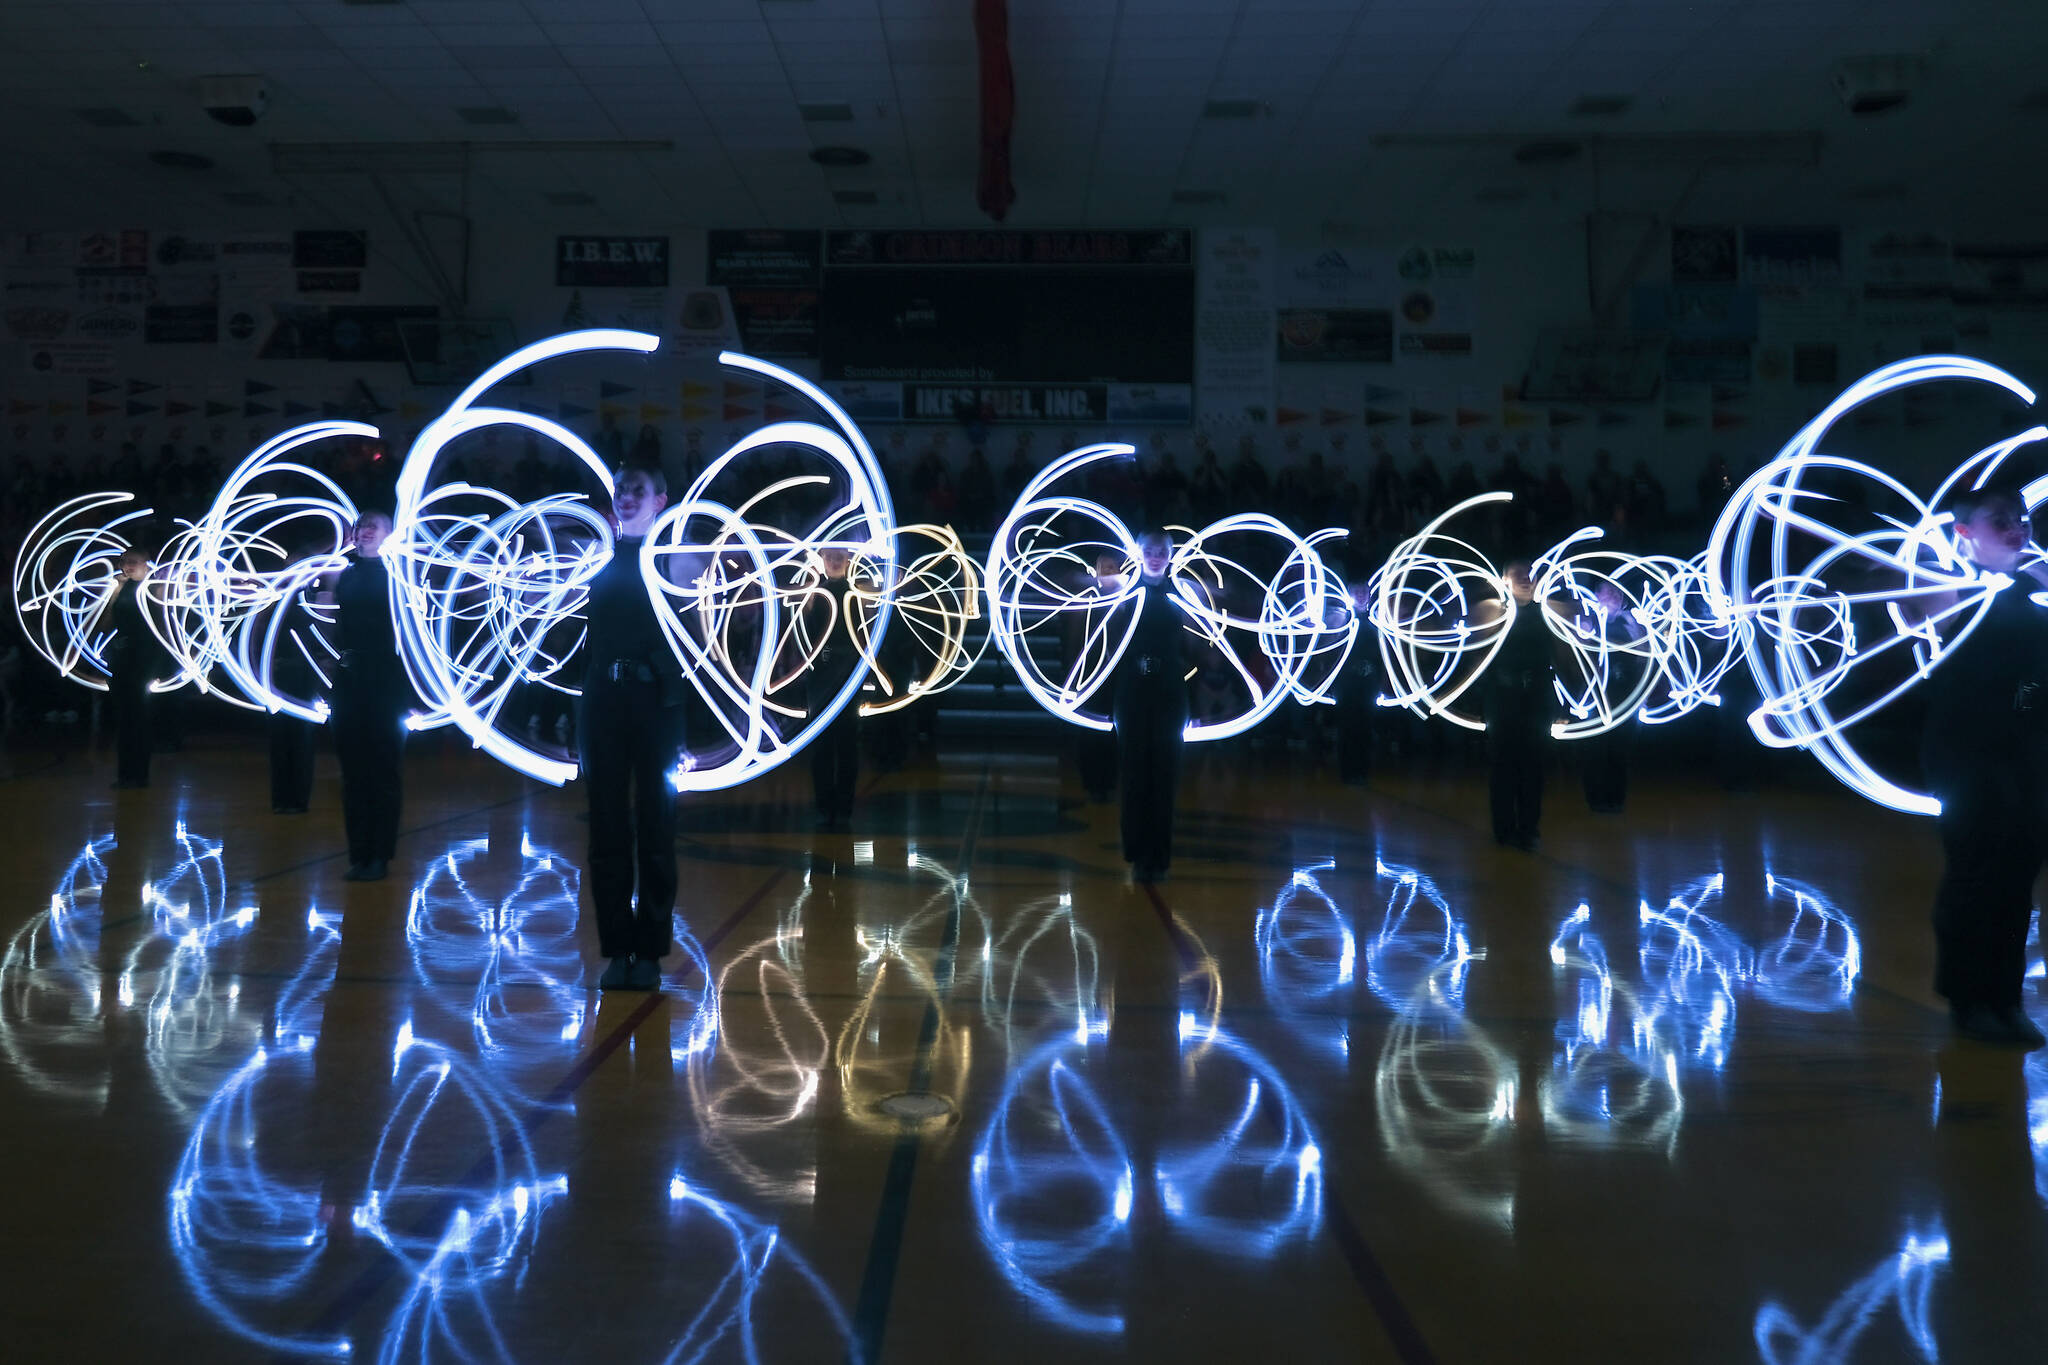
[970,1032,1133,1334]
[1753,1223,1948,1365]
[1256,857,1471,1064]
[688,877,829,1203]
[127,819,267,1118]
[1546,905,1687,1155]
[1373,952,1520,1231]
[405,833,586,1098]
[0,835,113,1106]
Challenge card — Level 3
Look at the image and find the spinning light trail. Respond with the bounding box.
[14,493,161,691]
[983,441,1354,740]
[147,423,368,718]
[1706,354,2044,814]
[21,351,2048,805]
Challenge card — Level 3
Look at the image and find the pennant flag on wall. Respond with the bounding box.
[682,402,714,422]
[87,378,120,396]
[559,401,592,419]
[127,379,158,396]
[722,403,756,422]
[1598,410,1632,428]
[245,379,276,396]
[1664,408,1701,429]
[1364,383,1403,403]
[1410,407,1444,426]
[763,400,804,422]
[244,402,275,418]
[722,381,757,402]
[88,399,120,416]
[1501,406,1542,429]
[164,399,196,417]
[47,400,75,417]
[682,380,715,400]
[1711,408,1747,430]
[1548,408,1584,428]
[7,398,38,416]
[1455,407,1492,429]
[1276,406,1311,426]
[1364,408,1401,426]
[205,399,236,418]
[600,380,636,399]
[126,400,157,417]
[1711,383,1749,404]
[1320,408,1356,427]
[639,403,671,422]
[284,399,316,417]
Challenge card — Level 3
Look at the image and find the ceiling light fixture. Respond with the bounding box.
[810,145,871,167]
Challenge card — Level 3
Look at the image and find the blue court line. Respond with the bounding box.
[846,764,990,1365]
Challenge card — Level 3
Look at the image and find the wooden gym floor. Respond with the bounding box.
[0,727,2043,1362]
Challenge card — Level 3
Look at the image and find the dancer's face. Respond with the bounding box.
[1959,499,2027,573]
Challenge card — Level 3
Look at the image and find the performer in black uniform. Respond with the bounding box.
[1335,579,1378,785]
[583,466,689,991]
[1070,551,1124,802]
[1579,582,1645,814]
[325,512,409,882]
[1921,487,2048,1047]
[268,548,320,814]
[1114,531,1189,883]
[1481,561,1560,849]
[105,548,157,790]
[806,546,864,830]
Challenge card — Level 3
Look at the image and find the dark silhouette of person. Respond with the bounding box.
[1919,487,2048,1047]
[1113,531,1189,883]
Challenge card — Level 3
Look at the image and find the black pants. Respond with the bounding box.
[1931,772,2043,1011]
[580,679,682,961]
[1117,697,1185,873]
[331,681,405,866]
[1581,724,1630,813]
[809,677,861,818]
[109,658,152,784]
[1337,688,1374,784]
[1077,725,1118,800]
[1485,700,1548,843]
[269,710,316,810]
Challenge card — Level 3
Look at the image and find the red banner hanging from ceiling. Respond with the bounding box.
[975,0,1016,222]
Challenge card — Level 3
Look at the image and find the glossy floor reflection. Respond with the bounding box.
[2,737,2046,1362]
